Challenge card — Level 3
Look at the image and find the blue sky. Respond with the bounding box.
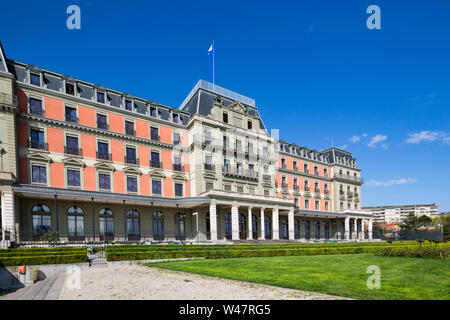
[1,0,449,211]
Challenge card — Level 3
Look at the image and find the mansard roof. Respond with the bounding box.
[179,79,266,131]
[0,41,9,73]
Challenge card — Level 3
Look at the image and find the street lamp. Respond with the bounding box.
[193,212,199,245]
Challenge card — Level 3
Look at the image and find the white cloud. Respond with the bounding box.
[365,178,417,187]
[340,144,348,149]
[368,134,388,148]
[405,131,450,144]
[349,135,361,143]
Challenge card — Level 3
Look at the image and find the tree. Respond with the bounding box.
[400,213,421,231]
[435,213,450,241]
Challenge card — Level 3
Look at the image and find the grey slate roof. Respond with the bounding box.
[0,41,7,73]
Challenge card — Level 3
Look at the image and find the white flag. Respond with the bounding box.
[208,44,213,55]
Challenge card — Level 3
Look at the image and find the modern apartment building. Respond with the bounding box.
[0,41,373,246]
[362,204,439,225]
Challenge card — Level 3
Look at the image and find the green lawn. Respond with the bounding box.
[146,254,450,300]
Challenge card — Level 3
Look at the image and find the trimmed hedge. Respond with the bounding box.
[0,247,88,266]
[105,241,421,255]
[0,254,88,266]
[106,245,423,261]
[374,245,449,258]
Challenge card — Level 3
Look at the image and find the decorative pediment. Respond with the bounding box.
[61,157,85,167]
[94,161,115,171]
[172,173,187,181]
[203,172,216,180]
[149,169,165,178]
[123,166,142,175]
[229,102,246,114]
[28,152,52,162]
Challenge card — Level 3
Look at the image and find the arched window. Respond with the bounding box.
[264,215,271,239]
[127,209,140,241]
[294,219,300,239]
[238,214,246,240]
[315,220,320,240]
[225,213,232,240]
[304,220,310,240]
[252,214,258,239]
[99,208,114,241]
[324,220,330,240]
[281,218,288,239]
[153,211,164,240]
[68,206,84,241]
[175,212,186,240]
[32,204,51,240]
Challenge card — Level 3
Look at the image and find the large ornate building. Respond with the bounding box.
[0,41,373,246]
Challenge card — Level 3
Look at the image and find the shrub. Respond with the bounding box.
[0,254,88,266]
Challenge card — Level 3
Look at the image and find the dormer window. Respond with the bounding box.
[97,92,105,103]
[150,107,156,117]
[30,73,40,86]
[65,82,74,95]
[125,100,132,111]
[173,114,179,123]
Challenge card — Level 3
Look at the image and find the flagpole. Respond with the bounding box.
[212,39,215,91]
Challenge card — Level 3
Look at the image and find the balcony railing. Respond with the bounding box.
[64,146,82,156]
[314,188,320,193]
[293,185,299,191]
[97,152,112,161]
[304,186,310,192]
[281,182,288,189]
[204,163,215,171]
[124,156,139,165]
[304,168,309,174]
[173,163,183,172]
[333,173,364,183]
[263,174,271,181]
[151,134,160,141]
[347,191,354,198]
[30,109,44,117]
[314,171,319,176]
[28,141,48,151]
[324,189,330,195]
[149,160,162,169]
[125,129,136,136]
[222,166,258,179]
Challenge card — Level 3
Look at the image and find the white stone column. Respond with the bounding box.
[368,219,373,240]
[247,207,253,240]
[288,209,294,240]
[344,216,350,241]
[272,207,279,240]
[259,208,265,240]
[354,218,358,241]
[209,200,217,241]
[1,191,16,242]
[231,202,239,240]
[361,219,365,240]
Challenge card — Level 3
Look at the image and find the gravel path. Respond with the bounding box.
[59,265,347,300]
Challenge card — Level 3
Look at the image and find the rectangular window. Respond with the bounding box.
[173,114,179,123]
[97,142,109,160]
[325,202,329,211]
[206,181,214,191]
[125,100,132,111]
[127,176,138,192]
[32,165,46,184]
[99,173,111,190]
[236,185,243,193]
[150,127,159,141]
[125,121,135,135]
[97,92,105,103]
[152,180,162,195]
[247,120,252,130]
[67,169,81,187]
[65,83,74,95]
[126,147,137,164]
[29,98,43,116]
[224,184,232,192]
[66,136,79,155]
[97,114,108,129]
[173,156,182,171]
[324,168,328,177]
[235,139,242,151]
[30,73,40,86]
[223,112,228,123]
[30,129,45,149]
[304,163,308,173]
[315,201,319,210]
[223,159,230,172]
[65,106,77,123]
[150,107,156,117]
[150,151,160,168]
[305,199,309,209]
[173,132,181,145]
[175,183,183,197]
